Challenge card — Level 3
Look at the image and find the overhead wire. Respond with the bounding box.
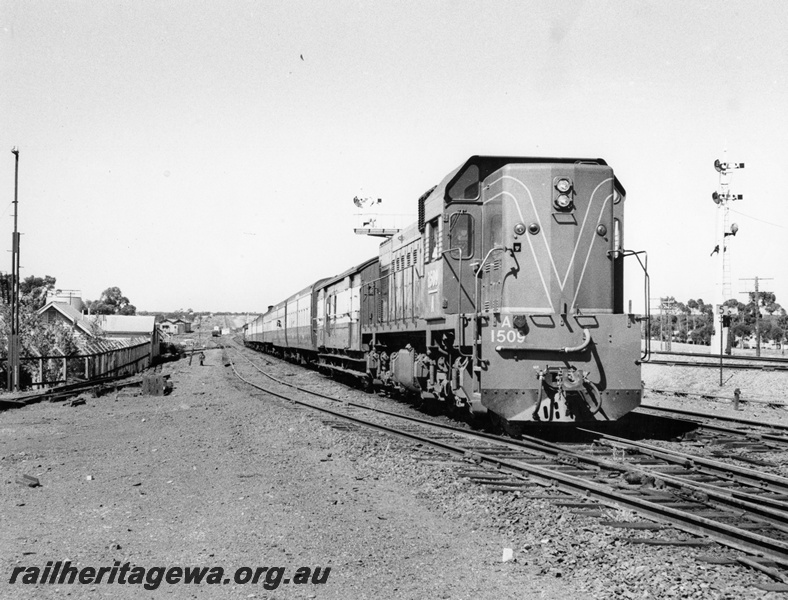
[729,208,786,229]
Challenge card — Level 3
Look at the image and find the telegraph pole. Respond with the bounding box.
[659,297,675,351]
[740,276,773,358]
[8,148,20,391]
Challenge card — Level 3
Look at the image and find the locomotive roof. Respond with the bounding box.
[313,256,378,292]
[422,155,625,206]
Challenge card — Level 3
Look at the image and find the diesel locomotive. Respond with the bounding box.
[245,156,647,424]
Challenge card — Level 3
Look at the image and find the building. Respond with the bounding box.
[159,318,192,335]
[92,314,161,360]
[37,301,95,336]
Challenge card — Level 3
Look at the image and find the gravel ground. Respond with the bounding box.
[1,349,579,600]
[2,347,788,599]
[642,361,788,426]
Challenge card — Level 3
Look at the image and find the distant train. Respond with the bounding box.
[245,156,646,425]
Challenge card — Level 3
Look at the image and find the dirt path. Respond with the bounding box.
[1,349,576,599]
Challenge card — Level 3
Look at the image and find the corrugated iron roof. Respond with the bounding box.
[92,315,156,334]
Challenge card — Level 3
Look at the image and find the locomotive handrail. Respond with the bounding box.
[470,245,506,368]
[495,328,592,354]
[610,249,650,362]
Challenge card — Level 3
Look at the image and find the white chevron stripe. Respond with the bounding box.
[484,189,553,312]
[487,174,613,292]
[571,194,612,309]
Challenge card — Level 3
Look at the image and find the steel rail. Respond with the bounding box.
[647,359,788,372]
[651,351,788,365]
[651,416,788,450]
[639,403,788,434]
[580,429,788,495]
[228,343,788,567]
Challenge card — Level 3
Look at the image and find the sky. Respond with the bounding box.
[1,0,787,314]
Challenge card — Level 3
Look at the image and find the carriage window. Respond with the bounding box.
[448,164,480,201]
[449,213,474,259]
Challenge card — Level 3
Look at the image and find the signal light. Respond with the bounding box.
[711,191,744,204]
[714,159,745,173]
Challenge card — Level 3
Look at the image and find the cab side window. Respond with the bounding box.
[449,213,474,259]
[427,218,440,262]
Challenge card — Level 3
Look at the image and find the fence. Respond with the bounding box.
[20,337,153,389]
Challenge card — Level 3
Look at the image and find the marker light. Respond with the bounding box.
[555,178,572,193]
[528,222,540,235]
[596,224,607,236]
[514,223,526,235]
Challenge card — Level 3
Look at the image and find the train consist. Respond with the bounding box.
[245,156,645,425]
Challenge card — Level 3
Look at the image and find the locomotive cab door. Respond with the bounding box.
[444,211,477,321]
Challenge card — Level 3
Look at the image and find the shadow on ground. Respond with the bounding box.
[514,411,699,444]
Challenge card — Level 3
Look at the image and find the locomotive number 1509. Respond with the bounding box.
[490,328,526,344]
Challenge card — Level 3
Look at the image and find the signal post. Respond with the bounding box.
[711,156,743,363]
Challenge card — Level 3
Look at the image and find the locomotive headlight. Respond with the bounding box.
[513,222,526,236]
[555,178,572,193]
[554,194,572,210]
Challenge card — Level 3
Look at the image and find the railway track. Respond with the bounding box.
[638,403,788,450]
[647,359,788,372]
[652,351,788,364]
[0,372,157,410]
[227,342,788,589]
[647,351,788,372]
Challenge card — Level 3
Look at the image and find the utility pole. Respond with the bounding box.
[8,148,20,392]
[659,297,675,351]
[712,155,743,356]
[740,276,773,358]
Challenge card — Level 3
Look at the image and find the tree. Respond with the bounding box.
[87,287,136,315]
[20,275,57,311]
[0,274,59,349]
[0,274,84,386]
